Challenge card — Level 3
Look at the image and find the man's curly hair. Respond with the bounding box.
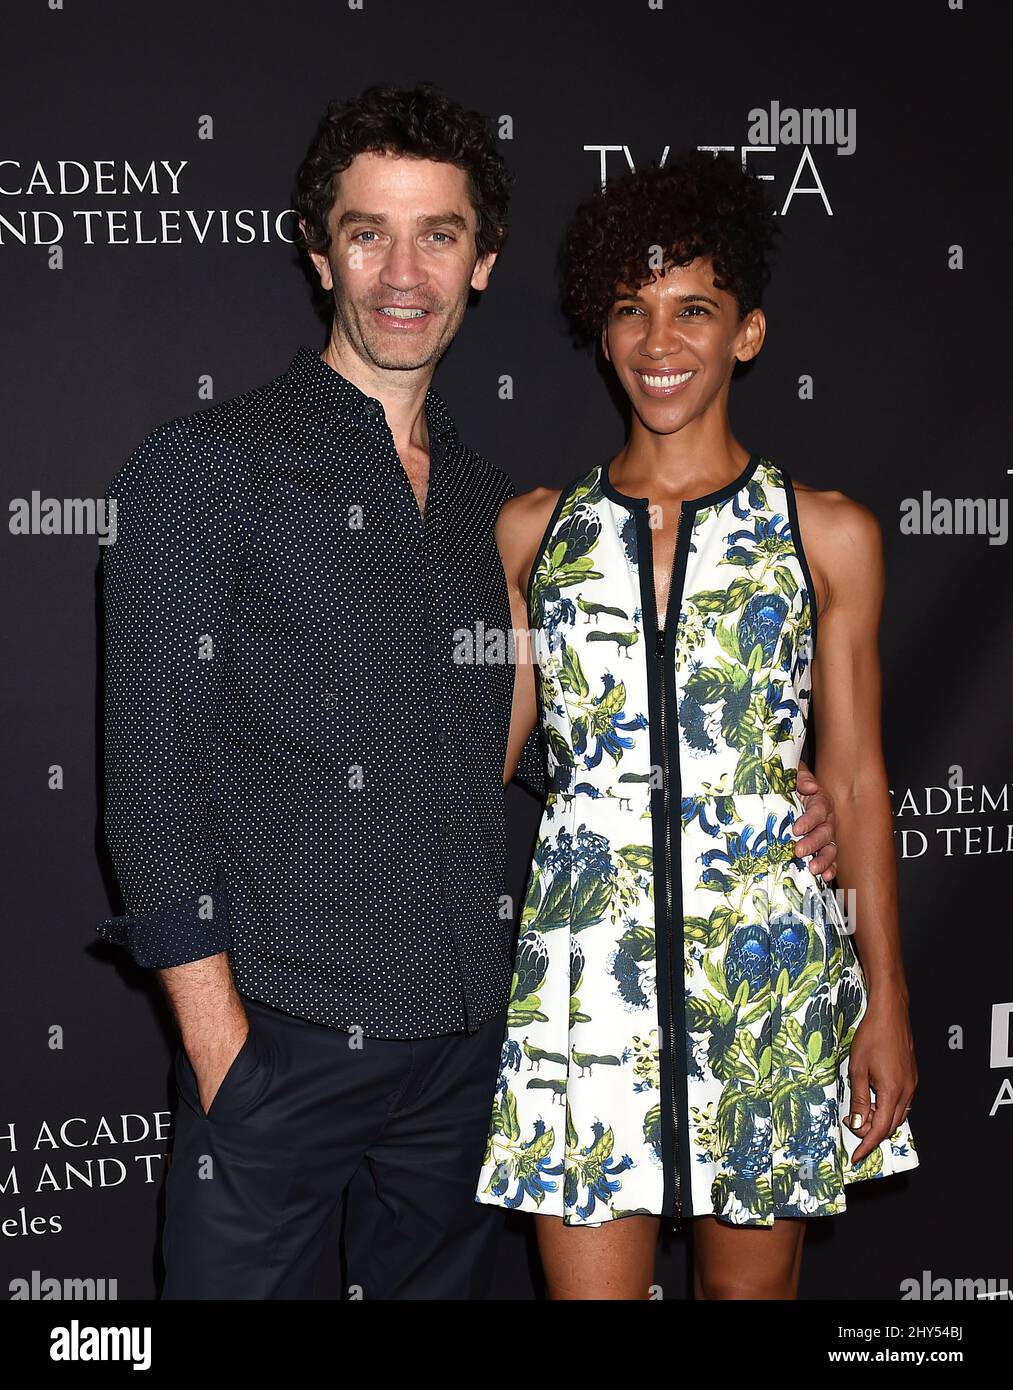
[293,82,511,261]
[560,150,782,347]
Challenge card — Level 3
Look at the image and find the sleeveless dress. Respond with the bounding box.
[475,453,919,1227]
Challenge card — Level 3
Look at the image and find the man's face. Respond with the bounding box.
[600,256,764,434]
[304,151,498,373]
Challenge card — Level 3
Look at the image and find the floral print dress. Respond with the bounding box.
[475,454,918,1227]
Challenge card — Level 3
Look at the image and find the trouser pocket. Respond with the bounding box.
[175,1020,266,1123]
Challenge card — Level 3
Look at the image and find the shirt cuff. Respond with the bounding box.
[97,869,231,969]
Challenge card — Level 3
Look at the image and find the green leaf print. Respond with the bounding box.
[689,588,737,614]
[782,875,804,913]
[772,1080,809,1143]
[715,620,741,660]
[546,724,574,778]
[702,948,729,997]
[565,1106,578,1151]
[848,1145,884,1180]
[529,873,571,934]
[727,576,763,609]
[559,642,589,698]
[550,560,603,591]
[706,903,744,949]
[518,1122,556,1172]
[717,1086,763,1154]
[569,994,591,1027]
[617,922,656,962]
[763,756,795,795]
[684,914,712,943]
[572,870,612,930]
[746,642,765,672]
[773,566,799,599]
[519,867,542,927]
[722,680,762,750]
[685,994,720,1031]
[499,1089,520,1142]
[683,662,730,705]
[733,750,765,794]
[585,1124,614,1167]
[592,679,627,729]
[617,845,653,871]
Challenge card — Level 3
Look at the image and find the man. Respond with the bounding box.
[97,82,838,1299]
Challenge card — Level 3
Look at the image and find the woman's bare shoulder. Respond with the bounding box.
[792,479,884,609]
[793,479,882,553]
[496,487,563,579]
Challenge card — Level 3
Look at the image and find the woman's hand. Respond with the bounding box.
[844,992,918,1166]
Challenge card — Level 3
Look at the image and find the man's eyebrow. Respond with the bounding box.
[336,209,469,231]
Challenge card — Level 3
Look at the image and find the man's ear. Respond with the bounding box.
[471,249,499,292]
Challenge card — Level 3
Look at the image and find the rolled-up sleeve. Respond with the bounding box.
[97,420,233,968]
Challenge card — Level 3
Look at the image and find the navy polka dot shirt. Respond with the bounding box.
[97,344,546,1038]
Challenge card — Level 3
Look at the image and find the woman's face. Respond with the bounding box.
[600,256,763,434]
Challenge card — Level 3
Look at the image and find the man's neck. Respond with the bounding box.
[320,340,434,457]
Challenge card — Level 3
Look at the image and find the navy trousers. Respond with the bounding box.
[162,993,507,1299]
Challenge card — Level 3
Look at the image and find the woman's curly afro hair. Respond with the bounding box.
[293,82,512,262]
[560,149,782,347]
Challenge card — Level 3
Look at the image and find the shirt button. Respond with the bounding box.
[362,400,379,417]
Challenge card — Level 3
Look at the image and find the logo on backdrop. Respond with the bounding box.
[0,159,296,247]
[0,1111,172,1240]
[890,772,1012,859]
[586,100,857,213]
[989,1001,1013,1118]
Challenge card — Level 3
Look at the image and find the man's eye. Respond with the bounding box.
[352,230,380,242]
[429,232,454,244]
[681,305,708,316]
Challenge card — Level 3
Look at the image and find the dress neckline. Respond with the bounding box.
[600,451,761,512]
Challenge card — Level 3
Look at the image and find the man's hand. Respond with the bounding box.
[794,759,838,881]
[186,1017,251,1117]
[159,954,250,1117]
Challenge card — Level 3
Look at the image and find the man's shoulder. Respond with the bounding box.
[162,363,289,447]
[449,439,516,508]
[106,365,291,502]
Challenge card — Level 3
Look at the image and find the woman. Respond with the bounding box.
[475,151,919,1299]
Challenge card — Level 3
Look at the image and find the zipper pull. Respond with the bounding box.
[655,627,666,657]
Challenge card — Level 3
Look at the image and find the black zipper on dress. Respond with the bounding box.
[655,505,683,1219]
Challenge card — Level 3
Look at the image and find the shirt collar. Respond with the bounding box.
[284,343,459,448]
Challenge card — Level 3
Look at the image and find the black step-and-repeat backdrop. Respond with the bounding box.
[2,0,1009,1302]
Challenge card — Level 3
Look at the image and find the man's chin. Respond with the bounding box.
[361,333,443,373]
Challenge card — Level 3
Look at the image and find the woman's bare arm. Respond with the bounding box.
[798,486,918,1162]
[498,487,560,784]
